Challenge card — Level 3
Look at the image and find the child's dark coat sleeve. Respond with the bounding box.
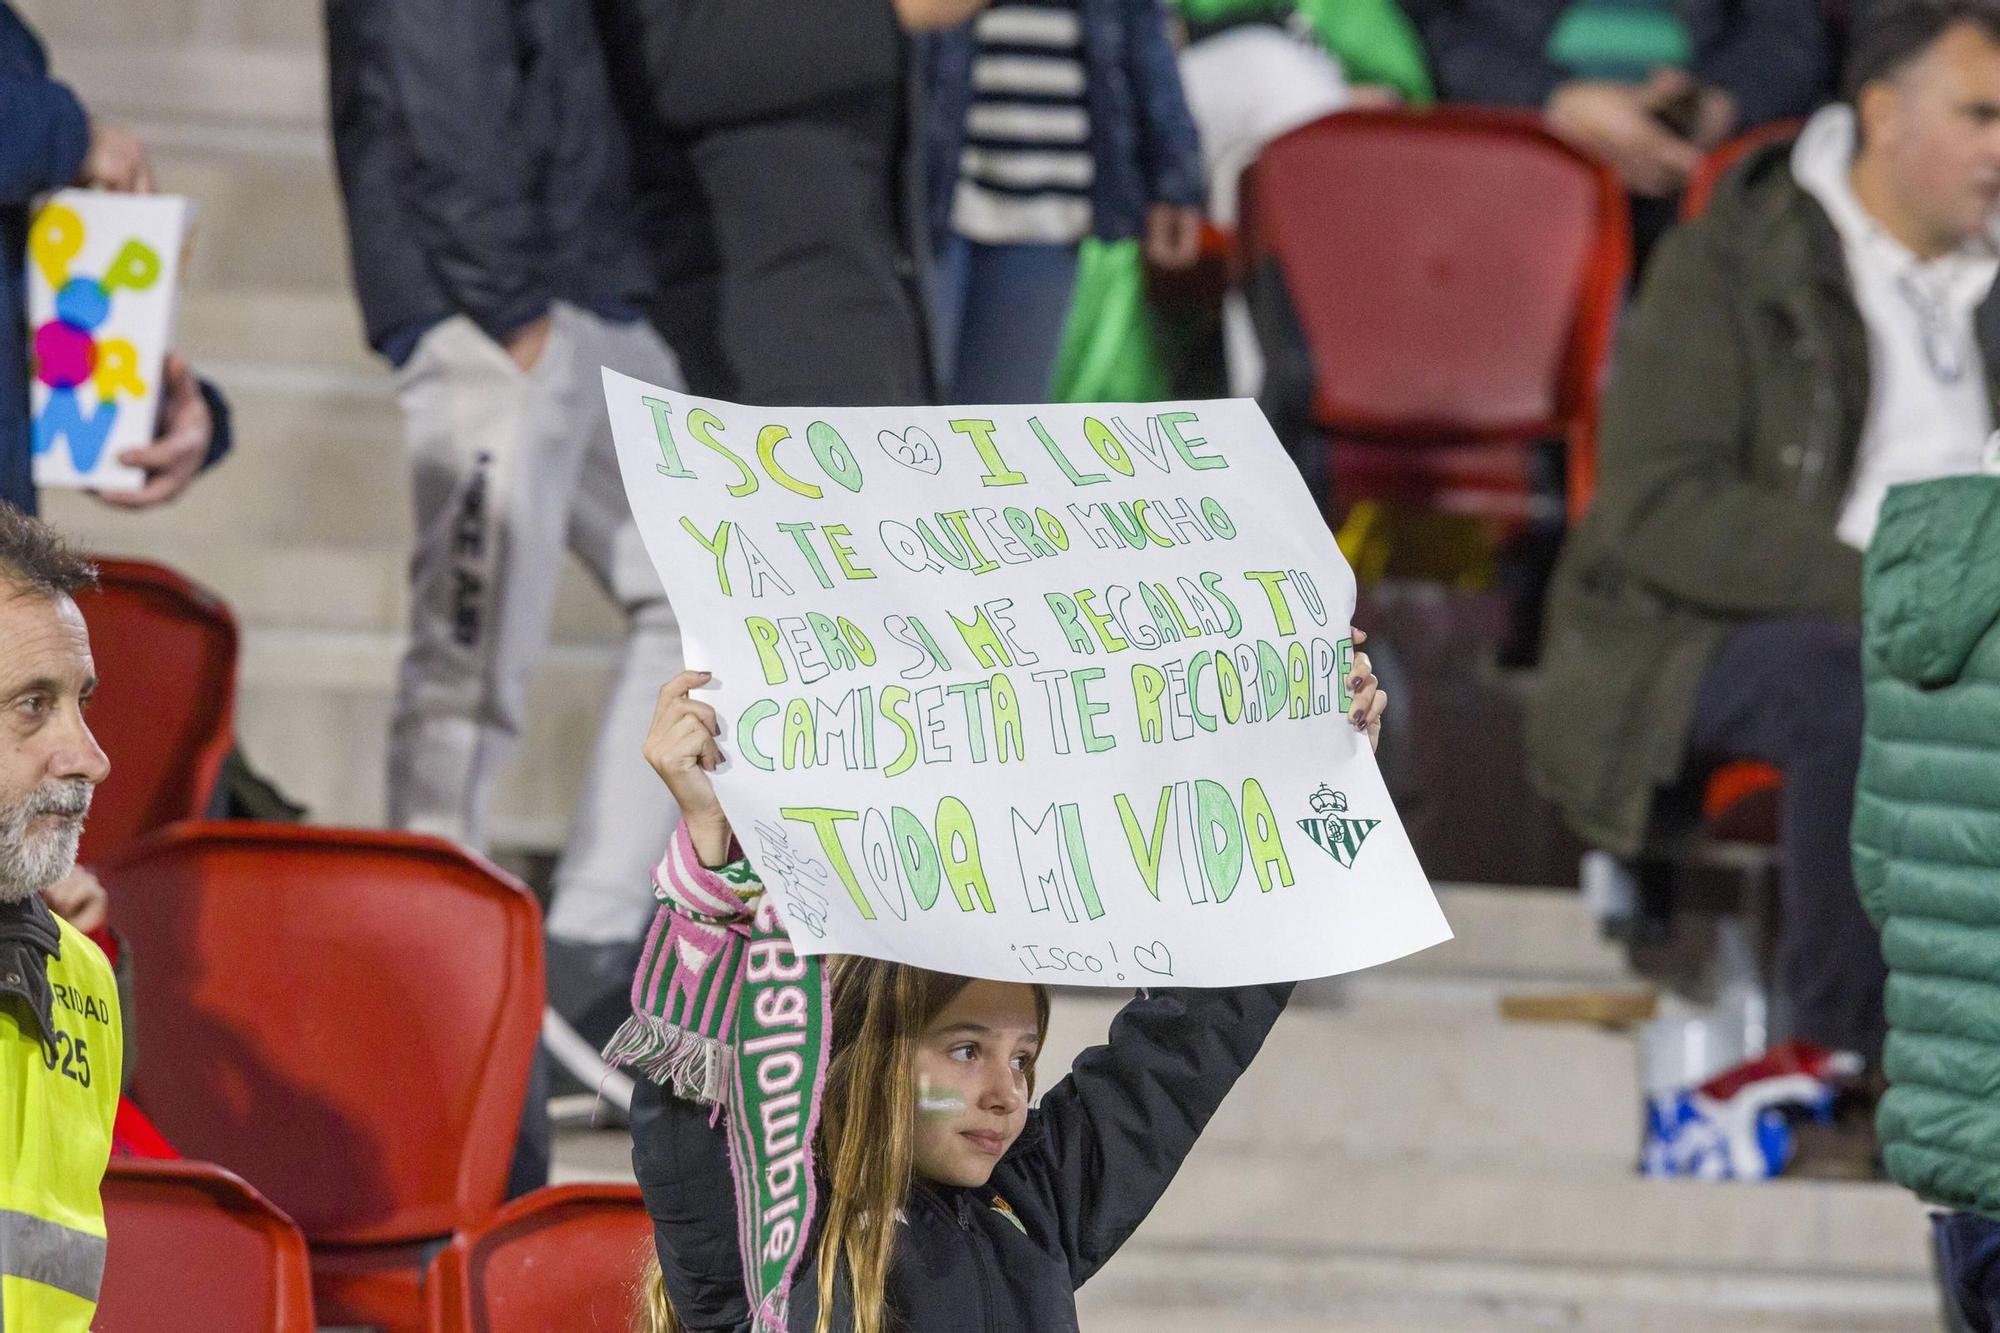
[630,1076,756,1333]
[1015,983,1295,1286]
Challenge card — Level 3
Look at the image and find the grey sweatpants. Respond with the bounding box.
[387,302,683,944]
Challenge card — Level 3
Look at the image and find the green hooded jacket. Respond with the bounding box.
[1855,476,2000,1217]
[1528,140,2000,858]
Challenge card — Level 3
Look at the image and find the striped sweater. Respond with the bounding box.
[950,0,1096,245]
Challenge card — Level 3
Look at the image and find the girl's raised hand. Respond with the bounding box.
[644,670,733,865]
[1348,628,1388,754]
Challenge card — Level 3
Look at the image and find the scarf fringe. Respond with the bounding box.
[602,1011,731,1106]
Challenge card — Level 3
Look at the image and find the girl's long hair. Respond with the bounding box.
[635,958,1051,1333]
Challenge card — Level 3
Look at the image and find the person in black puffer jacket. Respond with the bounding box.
[636,958,1290,1333]
[589,0,1003,410]
[621,654,1388,1333]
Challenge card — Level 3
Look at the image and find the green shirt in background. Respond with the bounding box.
[1546,0,1691,83]
[1051,0,1433,403]
[1166,0,1433,102]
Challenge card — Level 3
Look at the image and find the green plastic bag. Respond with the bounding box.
[1049,0,1433,403]
[1296,0,1433,102]
[1049,238,1171,403]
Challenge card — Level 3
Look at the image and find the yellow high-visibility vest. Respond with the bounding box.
[1,915,122,1331]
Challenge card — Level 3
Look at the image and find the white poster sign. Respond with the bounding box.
[606,374,1451,986]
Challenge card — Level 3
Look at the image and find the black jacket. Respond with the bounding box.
[633,984,1293,1332]
[324,0,651,353]
[1403,0,1829,132]
[1,3,87,513]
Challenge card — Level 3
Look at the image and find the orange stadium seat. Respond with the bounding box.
[96,1158,316,1332]
[101,823,544,1333]
[423,1184,654,1333]
[1240,107,1629,525]
[73,558,238,868]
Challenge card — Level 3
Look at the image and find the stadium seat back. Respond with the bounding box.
[74,559,237,866]
[97,1158,316,1332]
[1242,108,1628,517]
[102,822,543,1246]
[1681,118,1806,221]
[424,1185,654,1333]
[1247,108,1626,439]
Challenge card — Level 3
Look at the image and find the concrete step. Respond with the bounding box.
[14,38,349,299]
[153,140,351,304]
[1090,1152,1936,1328]
[1134,1153,1927,1283]
[178,289,377,379]
[1075,1247,1935,1332]
[227,626,635,843]
[49,391,406,551]
[1041,993,1641,1169]
[552,1128,1932,1331]
[14,12,322,69]
[1364,880,1624,990]
[549,972,1931,1331]
[557,983,1648,1179]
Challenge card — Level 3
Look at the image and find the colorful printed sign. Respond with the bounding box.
[604,375,1452,987]
[28,191,191,492]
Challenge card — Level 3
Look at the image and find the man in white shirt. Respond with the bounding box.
[1530,0,2000,1091]
[1792,70,2000,548]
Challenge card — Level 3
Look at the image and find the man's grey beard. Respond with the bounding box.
[0,780,91,905]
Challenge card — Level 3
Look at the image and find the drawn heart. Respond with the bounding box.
[1132,941,1173,977]
[876,427,943,475]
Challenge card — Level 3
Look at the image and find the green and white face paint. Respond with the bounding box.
[917,1072,966,1117]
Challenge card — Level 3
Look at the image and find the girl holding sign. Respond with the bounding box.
[619,644,1384,1333]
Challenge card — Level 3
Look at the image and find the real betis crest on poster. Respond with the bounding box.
[1297,785,1379,869]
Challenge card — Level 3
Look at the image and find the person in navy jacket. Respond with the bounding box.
[1,2,231,516]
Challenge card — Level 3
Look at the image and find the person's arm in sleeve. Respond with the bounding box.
[1122,0,1204,211]
[1019,983,1293,1285]
[1399,0,1566,109]
[382,0,550,347]
[1591,222,1862,618]
[631,1080,754,1333]
[1696,0,1829,131]
[0,54,89,204]
[197,379,232,470]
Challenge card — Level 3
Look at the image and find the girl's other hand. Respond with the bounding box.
[1348,627,1387,753]
[645,670,734,865]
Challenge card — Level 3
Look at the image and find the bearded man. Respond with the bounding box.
[0,505,118,1331]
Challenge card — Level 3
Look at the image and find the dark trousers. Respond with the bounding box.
[506,1044,552,1199]
[1936,1211,2000,1332]
[599,0,931,407]
[674,100,931,406]
[1686,617,1886,1063]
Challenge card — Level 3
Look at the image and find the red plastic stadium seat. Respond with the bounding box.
[1240,107,1629,523]
[423,1185,654,1333]
[96,1158,316,1332]
[101,823,544,1333]
[73,558,237,867]
[1681,119,1807,222]
[1702,759,1784,845]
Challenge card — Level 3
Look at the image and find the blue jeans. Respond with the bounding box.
[1937,1211,2000,1331]
[931,234,1079,403]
